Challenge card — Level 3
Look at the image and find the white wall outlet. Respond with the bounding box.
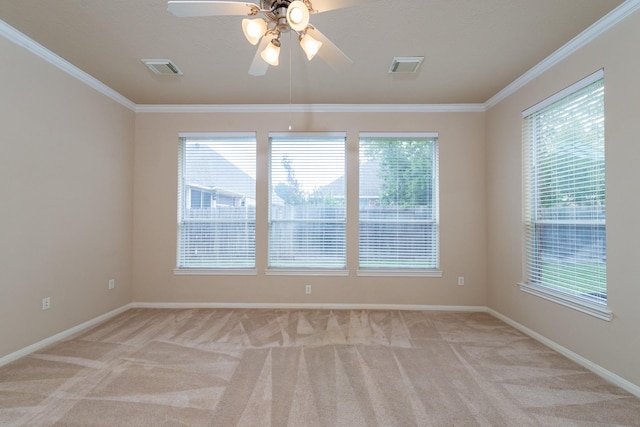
[457,276,465,286]
[42,297,51,310]
[108,279,115,290]
[305,284,312,295]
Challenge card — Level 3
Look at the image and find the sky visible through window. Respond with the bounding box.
[202,143,256,180]
[270,140,345,193]
[206,141,344,193]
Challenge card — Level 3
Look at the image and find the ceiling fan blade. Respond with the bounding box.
[310,0,374,14]
[248,36,271,76]
[167,1,258,17]
[306,26,352,71]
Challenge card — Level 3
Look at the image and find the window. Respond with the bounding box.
[359,133,440,274]
[521,70,609,319]
[189,188,212,209]
[177,133,256,270]
[269,133,346,270]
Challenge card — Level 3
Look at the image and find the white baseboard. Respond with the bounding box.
[487,308,640,399]
[0,304,133,368]
[130,302,488,312]
[0,303,485,367]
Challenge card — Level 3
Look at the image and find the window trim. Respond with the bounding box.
[176,132,257,271]
[174,268,258,276]
[358,132,440,274]
[522,69,603,117]
[357,269,443,278]
[521,69,609,320]
[518,282,612,321]
[267,131,347,270]
[265,268,349,277]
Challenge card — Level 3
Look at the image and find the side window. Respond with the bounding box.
[268,133,346,270]
[359,133,439,272]
[522,70,607,314]
[177,134,256,269]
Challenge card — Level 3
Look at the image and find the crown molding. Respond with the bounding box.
[4,0,640,114]
[484,0,640,109]
[135,103,486,113]
[0,19,137,112]
[0,21,480,113]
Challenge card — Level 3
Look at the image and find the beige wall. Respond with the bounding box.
[5,4,638,391]
[0,37,135,357]
[486,10,640,386]
[133,111,487,306]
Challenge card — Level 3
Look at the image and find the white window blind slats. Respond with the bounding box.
[523,74,606,304]
[269,134,346,269]
[177,135,257,268]
[359,134,439,270]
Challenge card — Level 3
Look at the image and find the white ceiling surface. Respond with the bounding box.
[0,0,625,105]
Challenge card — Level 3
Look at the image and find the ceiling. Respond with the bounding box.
[0,0,625,105]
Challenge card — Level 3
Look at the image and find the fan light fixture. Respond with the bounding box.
[261,38,281,66]
[167,0,357,76]
[299,33,322,60]
[250,0,319,67]
[286,1,310,31]
[242,18,268,45]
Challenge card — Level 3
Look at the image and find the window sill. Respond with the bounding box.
[265,268,349,276]
[174,268,257,276]
[518,282,612,321]
[357,269,443,278]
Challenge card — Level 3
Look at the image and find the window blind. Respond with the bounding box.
[177,134,256,268]
[269,133,346,269]
[359,133,439,270]
[523,71,606,304]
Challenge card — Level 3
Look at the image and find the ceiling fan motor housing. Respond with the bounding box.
[263,0,292,10]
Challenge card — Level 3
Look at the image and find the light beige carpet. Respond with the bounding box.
[1,308,639,426]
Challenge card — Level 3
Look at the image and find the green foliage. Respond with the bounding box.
[532,83,605,209]
[538,152,605,208]
[539,260,606,297]
[308,190,342,206]
[364,139,434,208]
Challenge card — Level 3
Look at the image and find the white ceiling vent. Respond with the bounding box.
[389,57,424,74]
[142,59,183,75]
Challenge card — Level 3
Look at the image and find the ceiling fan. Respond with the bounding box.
[167,0,371,76]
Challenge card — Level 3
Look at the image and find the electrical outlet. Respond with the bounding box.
[108,279,115,290]
[305,284,312,295]
[42,297,51,310]
[458,276,465,286]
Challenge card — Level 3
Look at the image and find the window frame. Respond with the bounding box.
[175,132,258,276]
[266,132,348,275]
[357,132,442,277]
[519,70,611,321]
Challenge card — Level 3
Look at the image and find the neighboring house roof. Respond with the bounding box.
[359,160,383,199]
[185,145,255,198]
[185,146,383,203]
[318,160,382,199]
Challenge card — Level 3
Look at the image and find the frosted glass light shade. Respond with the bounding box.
[242,18,268,45]
[286,1,309,32]
[299,33,323,61]
[261,40,280,66]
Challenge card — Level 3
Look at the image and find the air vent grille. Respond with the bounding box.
[142,59,183,75]
[389,57,424,74]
